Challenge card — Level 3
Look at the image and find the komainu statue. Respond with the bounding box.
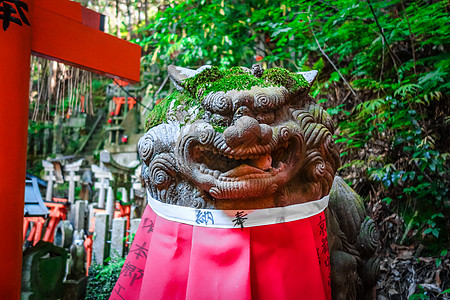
[112,65,379,300]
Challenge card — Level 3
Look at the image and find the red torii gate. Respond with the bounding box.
[0,0,140,298]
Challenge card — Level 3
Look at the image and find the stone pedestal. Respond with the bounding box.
[106,187,115,227]
[21,242,67,299]
[92,213,110,264]
[63,276,87,300]
[130,218,141,241]
[111,217,127,258]
[73,200,87,231]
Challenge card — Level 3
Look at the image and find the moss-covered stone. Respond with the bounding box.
[177,91,201,109]
[145,66,310,132]
[201,74,271,98]
[212,124,226,133]
[145,92,176,131]
[184,66,223,98]
[262,67,309,94]
[227,66,247,75]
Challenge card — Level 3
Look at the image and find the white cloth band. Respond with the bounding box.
[147,191,329,228]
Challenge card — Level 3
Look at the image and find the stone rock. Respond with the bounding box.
[21,241,67,299]
[92,213,109,264]
[130,218,141,238]
[111,217,127,258]
[54,220,74,249]
[63,276,87,300]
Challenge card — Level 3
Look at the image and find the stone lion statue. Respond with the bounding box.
[140,65,339,209]
[132,64,379,299]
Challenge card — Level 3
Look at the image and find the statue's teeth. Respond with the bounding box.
[209,187,220,198]
[213,171,220,179]
[199,164,206,172]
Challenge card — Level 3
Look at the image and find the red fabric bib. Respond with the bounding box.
[110,205,331,300]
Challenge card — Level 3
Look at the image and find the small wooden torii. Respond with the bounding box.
[0,0,141,298]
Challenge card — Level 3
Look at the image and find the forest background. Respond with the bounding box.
[28,0,449,298]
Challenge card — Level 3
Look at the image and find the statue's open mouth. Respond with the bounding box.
[188,137,300,199]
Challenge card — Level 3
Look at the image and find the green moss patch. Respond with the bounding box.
[262,67,309,94]
[212,124,226,133]
[185,66,309,101]
[145,92,176,131]
[184,66,259,99]
[176,91,201,110]
[227,66,247,75]
[202,74,271,98]
[184,66,223,98]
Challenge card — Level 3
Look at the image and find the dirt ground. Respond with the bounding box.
[371,201,450,300]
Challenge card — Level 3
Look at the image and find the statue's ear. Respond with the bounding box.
[168,65,212,91]
[297,70,318,87]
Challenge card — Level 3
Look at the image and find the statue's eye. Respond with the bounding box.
[202,92,233,114]
[255,112,275,124]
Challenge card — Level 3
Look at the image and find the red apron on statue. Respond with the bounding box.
[110,195,331,300]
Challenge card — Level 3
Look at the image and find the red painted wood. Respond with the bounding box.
[31,4,141,83]
[0,1,33,298]
[0,0,140,297]
[81,6,103,30]
[36,0,82,23]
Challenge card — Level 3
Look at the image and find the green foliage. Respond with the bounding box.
[85,258,125,300]
[409,285,430,300]
[28,120,52,135]
[262,67,309,93]
[92,78,112,109]
[136,0,450,248]
[435,249,447,268]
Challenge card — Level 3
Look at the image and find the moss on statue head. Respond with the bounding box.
[145,92,206,131]
[262,67,309,94]
[145,93,175,131]
[227,66,247,75]
[212,124,226,133]
[185,66,309,100]
[145,66,311,132]
[201,74,271,98]
[184,66,223,98]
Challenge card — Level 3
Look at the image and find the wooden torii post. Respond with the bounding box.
[0,0,140,297]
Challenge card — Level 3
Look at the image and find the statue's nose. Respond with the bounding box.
[223,116,272,148]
